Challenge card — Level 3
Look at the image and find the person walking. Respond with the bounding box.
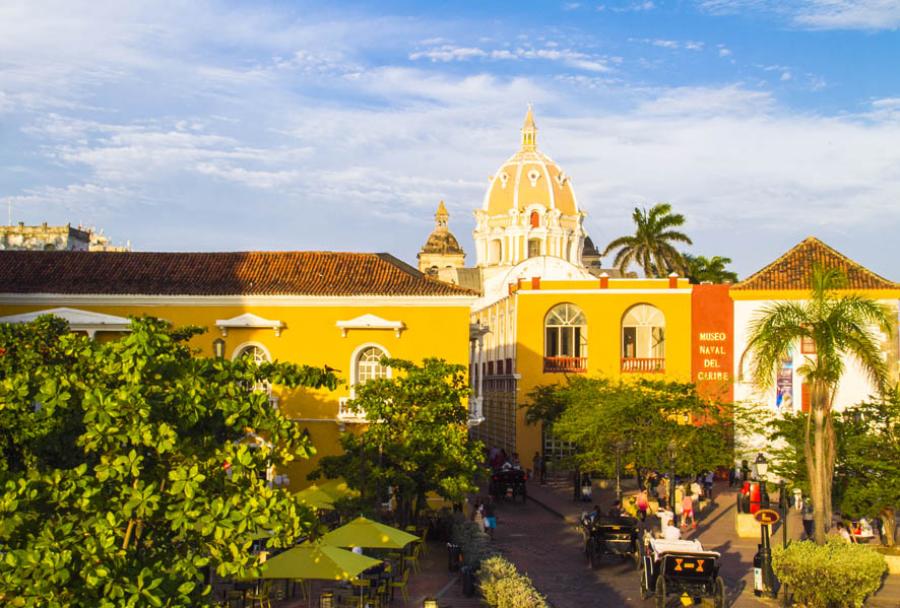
[801,500,814,540]
[636,489,649,522]
[681,489,696,529]
[704,471,715,500]
[532,451,543,483]
[483,499,497,539]
[657,475,669,510]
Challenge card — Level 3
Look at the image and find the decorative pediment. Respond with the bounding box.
[336,314,404,338]
[0,307,131,338]
[215,313,285,337]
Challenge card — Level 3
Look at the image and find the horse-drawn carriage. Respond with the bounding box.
[488,465,527,502]
[640,538,726,608]
[581,515,642,569]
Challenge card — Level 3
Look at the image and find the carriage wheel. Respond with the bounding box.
[655,575,666,608]
[714,576,726,608]
[639,566,652,600]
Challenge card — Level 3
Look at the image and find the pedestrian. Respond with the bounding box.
[532,451,542,483]
[681,489,696,529]
[636,489,649,522]
[473,498,484,526]
[690,478,702,503]
[728,464,736,488]
[581,472,593,502]
[539,454,547,484]
[657,475,669,510]
[704,471,715,500]
[483,499,497,539]
[801,499,814,539]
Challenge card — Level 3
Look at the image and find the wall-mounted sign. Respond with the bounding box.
[691,285,734,401]
[775,351,793,409]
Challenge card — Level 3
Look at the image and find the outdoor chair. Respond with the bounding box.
[403,543,421,573]
[390,569,410,605]
[244,581,271,608]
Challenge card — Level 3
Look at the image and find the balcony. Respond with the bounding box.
[621,357,665,373]
[543,356,587,373]
[337,397,368,423]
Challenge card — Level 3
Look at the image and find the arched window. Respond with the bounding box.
[233,343,277,405]
[544,303,587,373]
[356,346,389,384]
[489,239,503,264]
[621,304,665,372]
[530,211,540,228]
[527,238,541,258]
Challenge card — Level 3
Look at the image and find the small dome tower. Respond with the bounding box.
[418,201,466,276]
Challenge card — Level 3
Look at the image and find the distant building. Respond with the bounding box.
[0,222,130,252]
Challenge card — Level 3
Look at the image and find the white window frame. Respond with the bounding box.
[349,343,392,397]
[231,342,277,407]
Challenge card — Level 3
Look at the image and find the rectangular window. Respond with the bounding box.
[546,327,559,357]
[622,326,637,358]
[801,336,816,354]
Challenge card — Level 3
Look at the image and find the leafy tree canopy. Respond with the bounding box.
[601,203,693,278]
[684,254,739,284]
[0,315,338,607]
[314,358,483,525]
[526,377,732,481]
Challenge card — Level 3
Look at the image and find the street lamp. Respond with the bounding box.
[614,439,628,503]
[755,453,770,508]
[667,439,677,527]
[423,598,439,608]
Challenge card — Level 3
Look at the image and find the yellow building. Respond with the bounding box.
[455,109,698,465]
[0,250,477,488]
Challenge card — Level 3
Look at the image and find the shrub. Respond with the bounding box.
[772,537,887,608]
[477,556,548,608]
[450,515,496,568]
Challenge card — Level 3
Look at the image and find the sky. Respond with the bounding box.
[2,0,899,279]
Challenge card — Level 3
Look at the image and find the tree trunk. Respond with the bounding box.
[811,401,827,545]
[823,410,836,532]
[880,506,896,547]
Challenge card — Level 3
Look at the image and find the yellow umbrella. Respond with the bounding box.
[318,479,360,501]
[258,543,381,580]
[294,484,336,511]
[320,516,419,550]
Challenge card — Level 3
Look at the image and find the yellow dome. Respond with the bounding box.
[482,107,579,217]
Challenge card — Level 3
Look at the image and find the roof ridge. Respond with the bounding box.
[734,237,898,291]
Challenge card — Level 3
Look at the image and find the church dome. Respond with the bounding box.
[421,229,463,255]
[420,201,463,255]
[482,107,579,217]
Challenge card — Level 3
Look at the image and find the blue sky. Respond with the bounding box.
[2,1,899,278]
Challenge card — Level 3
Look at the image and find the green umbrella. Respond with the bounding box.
[320,516,419,550]
[294,484,336,511]
[318,479,360,501]
[259,543,381,581]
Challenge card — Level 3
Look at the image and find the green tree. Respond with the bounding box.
[839,392,900,546]
[0,315,338,607]
[684,254,739,284]
[601,203,693,278]
[743,268,893,544]
[527,377,732,485]
[314,358,483,526]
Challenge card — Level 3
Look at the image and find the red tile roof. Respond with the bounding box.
[733,237,898,291]
[0,251,477,297]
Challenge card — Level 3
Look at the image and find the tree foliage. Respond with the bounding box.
[314,358,483,525]
[769,391,900,547]
[601,203,693,278]
[0,316,338,607]
[743,267,894,543]
[684,254,739,284]
[525,377,733,482]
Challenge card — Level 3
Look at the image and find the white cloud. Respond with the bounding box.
[698,0,900,30]
[408,44,611,72]
[599,1,656,12]
[780,71,792,81]
[633,38,706,51]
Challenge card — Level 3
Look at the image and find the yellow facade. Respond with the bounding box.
[0,298,472,489]
[472,277,694,464]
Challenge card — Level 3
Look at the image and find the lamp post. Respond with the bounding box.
[667,439,677,527]
[752,453,777,598]
[755,452,770,508]
[779,479,789,607]
[614,439,628,503]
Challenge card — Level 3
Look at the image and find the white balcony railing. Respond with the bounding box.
[337,397,368,423]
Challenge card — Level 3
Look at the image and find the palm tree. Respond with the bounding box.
[684,254,739,284]
[602,203,692,277]
[743,268,893,544]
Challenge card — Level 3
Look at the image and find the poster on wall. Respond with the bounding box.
[775,353,793,409]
